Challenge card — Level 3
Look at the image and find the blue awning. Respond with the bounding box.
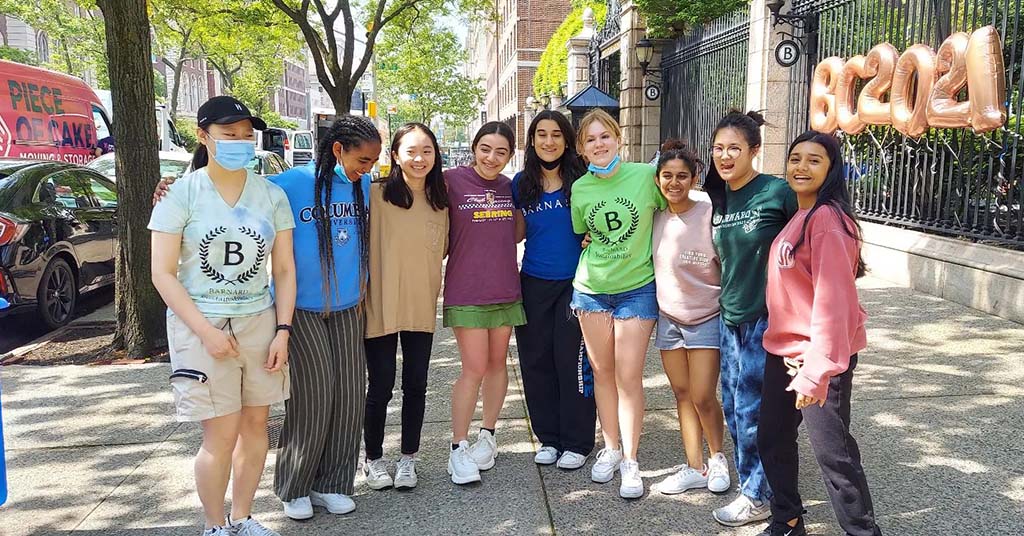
[563,84,620,111]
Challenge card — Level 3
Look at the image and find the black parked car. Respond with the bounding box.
[0,159,117,329]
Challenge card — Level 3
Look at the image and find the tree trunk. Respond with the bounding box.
[97,0,165,357]
[328,79,353,115]
[168,59,185,121]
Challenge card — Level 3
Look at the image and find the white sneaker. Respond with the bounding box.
[534,446,559,465]
[364,458,394,490]
[556,451,588,470]
[713,493,771,527]
[590,447,623,483]
[468,429,497,470]
[281,496,313,520]
[394,456,418,489]
[657,465,708,495]
[618,459,644,499]
[707,452,731,493]
[448,440,482,484]
[202,527,231,536]
[229,517,280,536]
[309,490,356,515]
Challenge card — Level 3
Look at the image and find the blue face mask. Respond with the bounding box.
[334,163,354,184]
[210,138,256,171]
[588,154,621,175]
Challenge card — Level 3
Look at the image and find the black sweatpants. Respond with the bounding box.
[514,274,596,455]
[363,331,433,460]
[758,354,882,536]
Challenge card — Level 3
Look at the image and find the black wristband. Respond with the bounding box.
[276,324,292,333]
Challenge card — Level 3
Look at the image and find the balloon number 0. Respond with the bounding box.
[809,26,1007,137]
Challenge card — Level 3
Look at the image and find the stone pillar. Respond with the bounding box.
[566,8,597,98]
[618,1,661,163]
[746,0,800,176]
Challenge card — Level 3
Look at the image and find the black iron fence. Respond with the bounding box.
[660,8,751,171]
[785,0,1024,248]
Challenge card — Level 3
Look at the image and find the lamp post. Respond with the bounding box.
[634,37,658,162]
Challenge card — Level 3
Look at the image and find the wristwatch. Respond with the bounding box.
[276,324,293,334]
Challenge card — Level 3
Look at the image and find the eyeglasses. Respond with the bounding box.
[711,146,744,158]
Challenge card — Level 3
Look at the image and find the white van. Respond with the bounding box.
[259,128,315,167]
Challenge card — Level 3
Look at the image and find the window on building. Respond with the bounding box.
[36,31,50,64]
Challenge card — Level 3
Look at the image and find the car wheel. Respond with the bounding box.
[37,257,77,329]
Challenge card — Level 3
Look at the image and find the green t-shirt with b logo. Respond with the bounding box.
[571,162,667,294]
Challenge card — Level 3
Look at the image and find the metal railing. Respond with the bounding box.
[785,0,1024,249]
[660,9,752,173]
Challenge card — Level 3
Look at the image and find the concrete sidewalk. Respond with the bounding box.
[1,275,1022,535]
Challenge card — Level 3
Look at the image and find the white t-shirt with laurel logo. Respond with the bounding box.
[148,167,295,317]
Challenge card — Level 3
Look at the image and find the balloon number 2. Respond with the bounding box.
[809,26,1007,137]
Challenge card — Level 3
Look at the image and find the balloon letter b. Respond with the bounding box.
[809,57,845,133]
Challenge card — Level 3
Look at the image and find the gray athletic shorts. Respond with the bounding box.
[654,313,721,351]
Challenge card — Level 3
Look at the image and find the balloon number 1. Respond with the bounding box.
[809,26,1007,137]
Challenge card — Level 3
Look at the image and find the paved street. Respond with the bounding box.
[0,288,115,356]
[1,275,1022,535]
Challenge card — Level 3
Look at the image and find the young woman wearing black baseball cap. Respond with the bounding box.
[149,95,295,536]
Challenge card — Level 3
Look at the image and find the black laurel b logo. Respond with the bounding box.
[586,197,640,246]
[198,226,267,286]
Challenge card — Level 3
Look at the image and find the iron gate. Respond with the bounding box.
[784,0,1024,248]
[660,8,751,170]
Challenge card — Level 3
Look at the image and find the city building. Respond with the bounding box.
[271,58,309,129]
[466,0,573,166]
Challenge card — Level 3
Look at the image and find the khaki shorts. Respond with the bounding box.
[167,308,290,422]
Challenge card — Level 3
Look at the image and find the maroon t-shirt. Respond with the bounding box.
[443,166,521,306]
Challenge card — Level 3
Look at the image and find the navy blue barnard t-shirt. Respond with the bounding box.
[512,172,583,281]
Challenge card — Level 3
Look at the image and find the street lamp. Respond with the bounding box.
[764,0,819,76]
[766,0,817,31]
[635,38,655,75]
[539,94,551,109]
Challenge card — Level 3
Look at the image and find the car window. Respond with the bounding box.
[39,171,96,208]
[294,133,313,150]
[92,105,112,141]
[245,156,261,173]
[88,156,117,179]
[160,159,190,179]
[89,176,117,208]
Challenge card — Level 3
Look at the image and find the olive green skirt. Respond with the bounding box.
[443,301,526,329]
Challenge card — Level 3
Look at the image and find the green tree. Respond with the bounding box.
[0,46,37,66]
[632,0,748,38]
[376,22,484,129]
[150,0,205,120]
[533,1,607,98]
[0,0,108,85]
[267,0,493,114]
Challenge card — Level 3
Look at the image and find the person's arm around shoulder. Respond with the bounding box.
[789,208,860,402]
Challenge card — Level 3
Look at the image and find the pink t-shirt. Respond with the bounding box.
[763,206,868,400]
[442,166,521,307]
[652,193,722,325]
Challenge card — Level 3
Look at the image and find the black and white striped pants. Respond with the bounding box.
[274,306,367,500]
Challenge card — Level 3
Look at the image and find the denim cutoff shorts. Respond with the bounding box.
[570,280,658,321]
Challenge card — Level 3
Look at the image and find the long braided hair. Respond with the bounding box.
[312,115,381,312]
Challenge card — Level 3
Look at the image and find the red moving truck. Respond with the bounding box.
[0,60,111,164]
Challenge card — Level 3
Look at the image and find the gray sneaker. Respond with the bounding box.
[202,528,231,536]
[229,517,280,536]
[713,493,771,527]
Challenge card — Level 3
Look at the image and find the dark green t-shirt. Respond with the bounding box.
[712,173,798,326]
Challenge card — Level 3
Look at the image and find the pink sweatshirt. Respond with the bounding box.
[763,206,867,400]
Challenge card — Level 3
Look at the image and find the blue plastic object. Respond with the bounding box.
[0,296,9,310]
[0,379,6,505]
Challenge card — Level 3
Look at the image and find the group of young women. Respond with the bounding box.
[149,94,882,536]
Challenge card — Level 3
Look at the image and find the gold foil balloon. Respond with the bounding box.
[857,43,899,125]
[836,55,868,134]
[809,57,846,133]
[891,44,937,138]
[966,25,1007,134]
[927,32,971,129]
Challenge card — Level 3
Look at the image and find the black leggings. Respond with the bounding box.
[363,331,434,460]
[758,354,882,535]
[514,274,596,455]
